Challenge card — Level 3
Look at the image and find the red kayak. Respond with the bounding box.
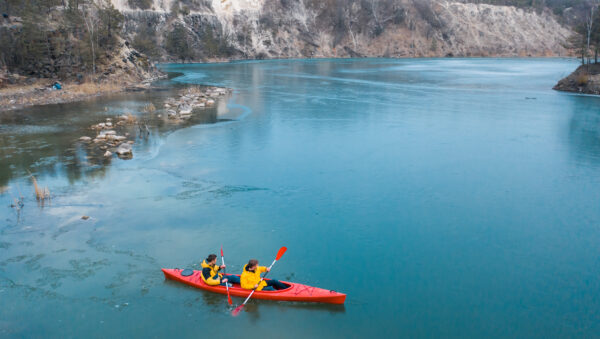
[162,268,346,304]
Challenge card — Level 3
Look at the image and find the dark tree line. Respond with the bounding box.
[0,0,123,77]
[569,0,600,64]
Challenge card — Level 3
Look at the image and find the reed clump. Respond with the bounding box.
[124,112,137,123]
[143,103,156,112]
[30,174,50,201]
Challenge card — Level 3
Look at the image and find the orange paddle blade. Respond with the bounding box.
[276,247,287,261]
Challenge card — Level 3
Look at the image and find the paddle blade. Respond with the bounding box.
[220,246,224,257]
[228,294,233,305]
[232,304,244,316]
[276,246,287,260]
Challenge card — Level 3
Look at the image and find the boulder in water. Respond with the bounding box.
[116,143,132,156]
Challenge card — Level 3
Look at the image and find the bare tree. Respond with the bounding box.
[80,1,98,75]
[585,0,599,65]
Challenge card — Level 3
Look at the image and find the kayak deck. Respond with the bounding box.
[162,268,346,304]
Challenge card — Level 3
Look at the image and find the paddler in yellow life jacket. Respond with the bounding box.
[240,259,288,291]
[201,254,241,286]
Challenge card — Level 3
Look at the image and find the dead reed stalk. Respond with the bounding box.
[30,173,50,201]
[143,103,156,112]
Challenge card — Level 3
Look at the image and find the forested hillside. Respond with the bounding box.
[0,0,156,85]
[0,0,595,84]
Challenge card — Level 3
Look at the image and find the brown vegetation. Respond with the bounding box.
[0,78,154,112]
[143,103,156,112]
[30,174,50,201]
[576,73,589,86]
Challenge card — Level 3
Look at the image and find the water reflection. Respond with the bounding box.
[567,95,600,166]
[162,278,346,317]
[0,84,236,188]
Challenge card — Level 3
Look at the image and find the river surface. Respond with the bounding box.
[1,58,600,338]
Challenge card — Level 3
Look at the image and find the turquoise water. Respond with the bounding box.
[2,58,600,337]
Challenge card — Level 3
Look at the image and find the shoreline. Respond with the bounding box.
[0,74,166,113]
[0,56,582,113]
[161,55,577,66]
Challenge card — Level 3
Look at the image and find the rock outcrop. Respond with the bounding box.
[554,64,600,95]
[113,0,572,61]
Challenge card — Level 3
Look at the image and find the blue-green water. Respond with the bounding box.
[2,58,600,337]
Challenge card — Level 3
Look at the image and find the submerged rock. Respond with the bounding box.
[116,143,132,156]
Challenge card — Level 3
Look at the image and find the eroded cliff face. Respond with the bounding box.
[113,0,572,61]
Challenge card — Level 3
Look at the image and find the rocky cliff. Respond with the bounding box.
[113,0,572,61]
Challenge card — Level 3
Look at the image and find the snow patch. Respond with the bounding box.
[110,0,174,12]
[211,0,265,17]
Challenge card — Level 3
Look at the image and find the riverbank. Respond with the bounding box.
[554,63,600,95]
[0,72,165,112]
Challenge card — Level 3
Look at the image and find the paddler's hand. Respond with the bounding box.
[223,278,228,283]
[220,265,226,269]
[254,284,259,289]
[266,268,271,272]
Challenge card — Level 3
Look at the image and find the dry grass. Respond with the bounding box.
[30,174,50,201]
[143,103,156,112]
[185,86,205,95]
[125,112,137,123]
[68,81,122,95]
[576,73,589,86]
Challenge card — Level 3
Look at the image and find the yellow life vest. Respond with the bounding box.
[240,264,268,290]
[201,260,223,286]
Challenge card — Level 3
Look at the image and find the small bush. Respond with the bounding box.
[576,73,589,86]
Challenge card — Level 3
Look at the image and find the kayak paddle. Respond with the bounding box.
[221,246,233,305]
[232,246,287,316]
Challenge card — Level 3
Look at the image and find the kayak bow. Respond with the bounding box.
[162,268,346,304]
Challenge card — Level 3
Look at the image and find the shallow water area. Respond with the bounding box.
[2,58,600,337]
